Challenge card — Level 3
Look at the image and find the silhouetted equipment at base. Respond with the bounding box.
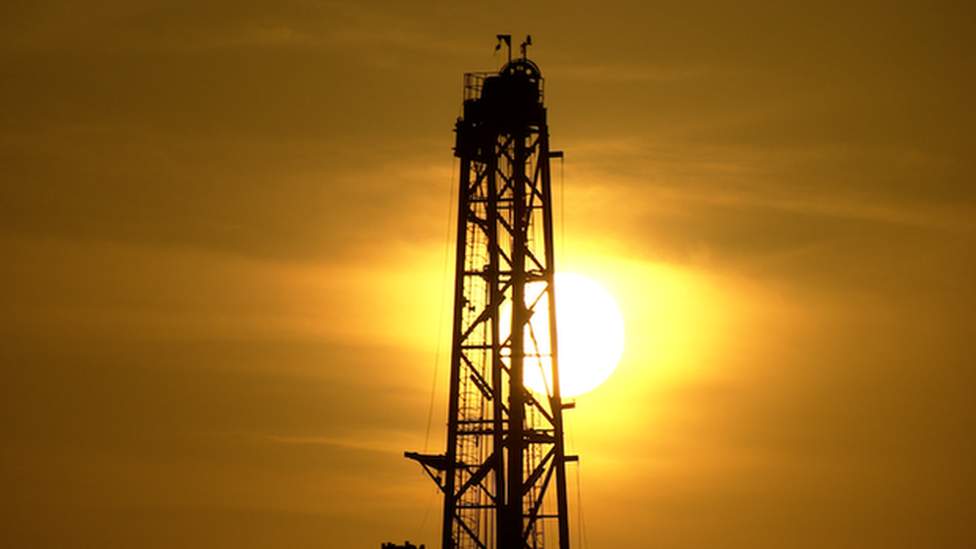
[382,542,425,549]
[406,36,574,549]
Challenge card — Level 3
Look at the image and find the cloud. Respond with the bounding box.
[553,62,716,83]
[2,2,974,548]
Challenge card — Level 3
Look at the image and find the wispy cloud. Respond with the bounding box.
[257,432,420,455]
[553,62,718,83]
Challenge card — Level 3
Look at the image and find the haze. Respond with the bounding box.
[1,1,973,548]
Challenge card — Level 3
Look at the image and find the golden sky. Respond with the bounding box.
[2,1,974,548]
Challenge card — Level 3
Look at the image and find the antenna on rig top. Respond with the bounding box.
[520,35,532,59]
[495,34,512,63]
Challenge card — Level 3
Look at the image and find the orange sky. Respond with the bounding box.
[2,1,974,548]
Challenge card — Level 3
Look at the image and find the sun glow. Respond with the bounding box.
[512,272,625,397]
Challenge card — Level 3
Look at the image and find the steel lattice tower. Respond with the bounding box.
[407,44,573,549]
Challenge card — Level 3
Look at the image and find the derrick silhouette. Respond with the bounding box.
[404,36,574,549]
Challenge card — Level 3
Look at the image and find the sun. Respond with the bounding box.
[519,272,625,397]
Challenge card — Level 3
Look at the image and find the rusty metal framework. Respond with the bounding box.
[407,53,573,549]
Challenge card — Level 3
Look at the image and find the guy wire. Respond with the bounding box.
[424,153,459,453]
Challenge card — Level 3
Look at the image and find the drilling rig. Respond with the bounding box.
[406,37,574,549]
